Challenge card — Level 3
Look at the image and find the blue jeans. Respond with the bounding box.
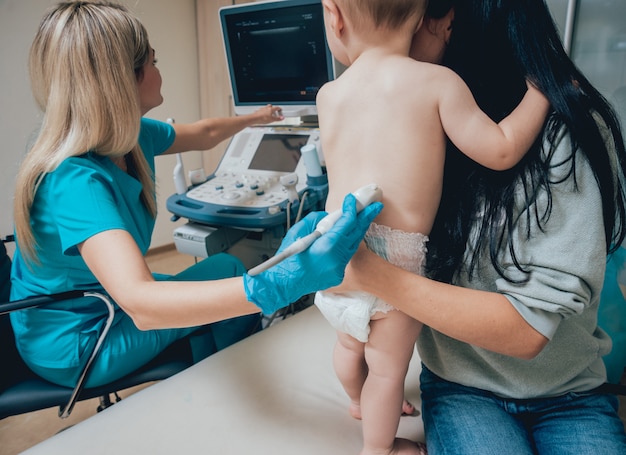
[420,366,626,454]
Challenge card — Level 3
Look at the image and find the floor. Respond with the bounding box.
[1,246,625,454]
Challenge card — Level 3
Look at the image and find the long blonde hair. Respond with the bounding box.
[15,1,157,261]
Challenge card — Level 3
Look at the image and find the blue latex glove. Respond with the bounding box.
[243,194,383,314]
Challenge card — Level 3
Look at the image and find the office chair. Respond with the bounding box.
[0,236,194,420]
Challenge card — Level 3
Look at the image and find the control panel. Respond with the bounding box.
[167,125,328,230]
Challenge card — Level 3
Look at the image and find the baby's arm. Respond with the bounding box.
[439,73,550,170]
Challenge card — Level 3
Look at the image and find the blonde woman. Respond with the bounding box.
[10,1,381,388]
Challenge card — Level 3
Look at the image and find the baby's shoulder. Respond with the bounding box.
[316,78,340,102]
[316,76,355,110]
[402,59,456,81]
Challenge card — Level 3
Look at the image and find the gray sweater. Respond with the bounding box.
[418,131,612,399]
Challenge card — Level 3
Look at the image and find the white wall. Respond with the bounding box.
[0,0,204,250]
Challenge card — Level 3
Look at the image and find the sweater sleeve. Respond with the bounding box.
[495,133,607,339]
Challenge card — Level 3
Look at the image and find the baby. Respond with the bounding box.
[315,0,550,454]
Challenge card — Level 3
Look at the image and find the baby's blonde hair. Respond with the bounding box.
[15,1,156,261]
[335,0,427,31]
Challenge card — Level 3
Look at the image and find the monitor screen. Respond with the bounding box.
[248,133,306,172]
[219,0,334,118]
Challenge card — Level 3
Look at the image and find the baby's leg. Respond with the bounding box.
[361,310,422,455]
[334,330,367,419]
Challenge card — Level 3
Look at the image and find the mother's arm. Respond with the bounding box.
[340,133,607,361]
[339,247,548,359]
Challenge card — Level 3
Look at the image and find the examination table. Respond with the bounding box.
[22,305,425,454]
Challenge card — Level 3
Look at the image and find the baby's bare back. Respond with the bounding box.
[318,55,447,235]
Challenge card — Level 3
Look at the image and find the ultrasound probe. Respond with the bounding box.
[247,184,383,276]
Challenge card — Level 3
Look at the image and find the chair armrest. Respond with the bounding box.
[0,290,85,314]
[1,290,116,418]
[61,291,115,418]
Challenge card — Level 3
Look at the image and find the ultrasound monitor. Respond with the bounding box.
[219,0,335,118]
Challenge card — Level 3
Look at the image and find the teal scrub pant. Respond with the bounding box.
[32,253,261,388]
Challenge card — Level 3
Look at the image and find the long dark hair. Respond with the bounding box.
[426,0,626,283]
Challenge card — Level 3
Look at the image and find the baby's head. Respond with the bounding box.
[332,0,427,33]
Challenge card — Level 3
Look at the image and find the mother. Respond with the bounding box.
[340,0,626,453]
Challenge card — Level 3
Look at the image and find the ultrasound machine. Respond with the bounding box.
[166,0,335,267]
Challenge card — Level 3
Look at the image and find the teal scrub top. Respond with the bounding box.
[10,117,175,369]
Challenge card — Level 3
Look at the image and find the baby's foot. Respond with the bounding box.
[349,402,362,420]
[401,400,416,416]
[390,438,428,455]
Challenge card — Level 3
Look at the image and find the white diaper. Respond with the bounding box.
[314,223,428,342]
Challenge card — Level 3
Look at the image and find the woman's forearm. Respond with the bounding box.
[165,106,281,154]
[166,115,258,153]
[346,247,548,359]
[121,277,260,331]
[79,229,260,330]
